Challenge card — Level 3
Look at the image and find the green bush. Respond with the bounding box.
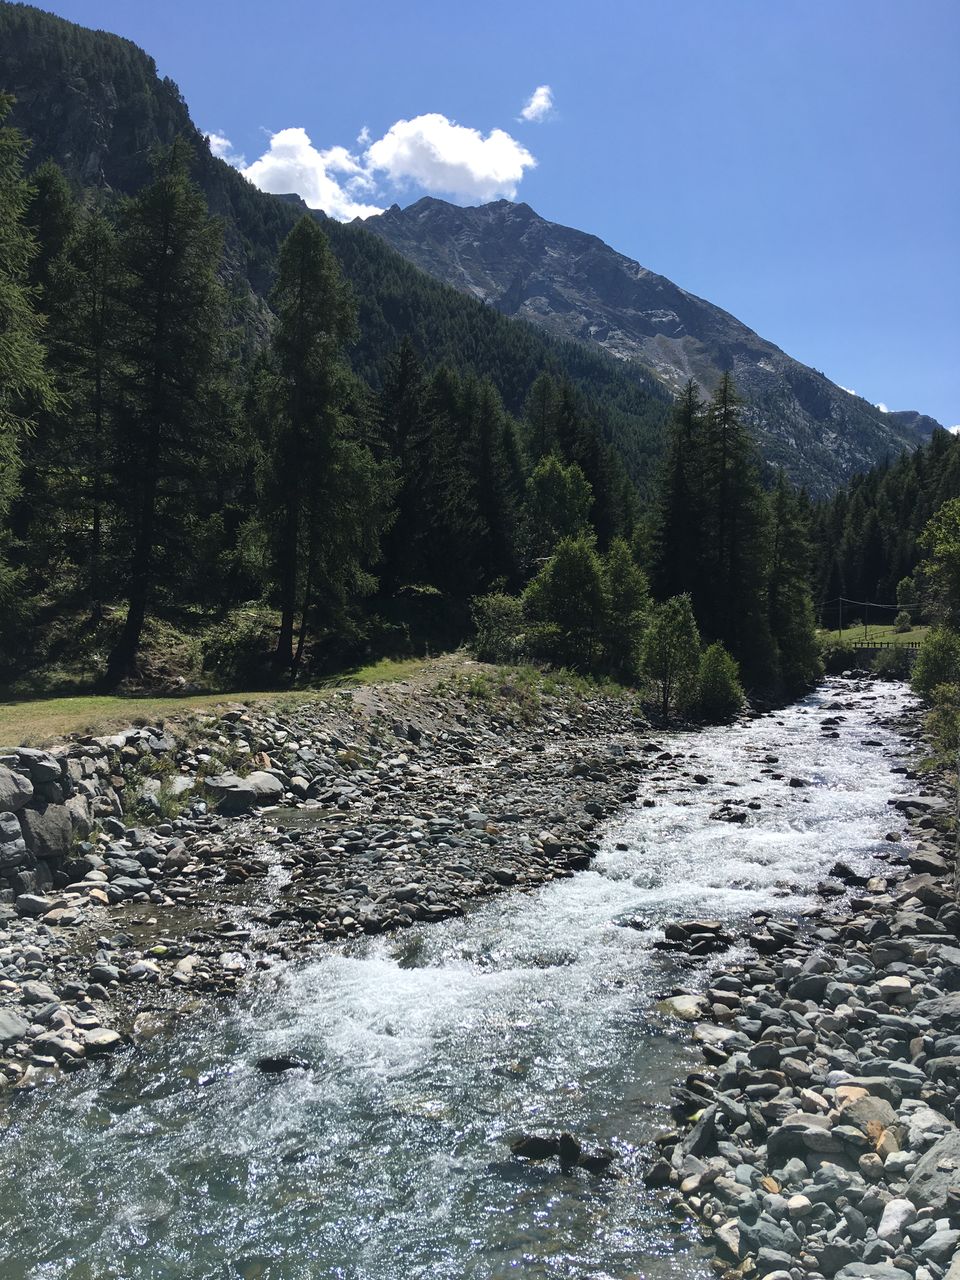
[926,683,960,756]
[471,593,525,664]
[641,594,701,718]
[893,611,913,633]
[820,636,857,674]
[872,647,911,680]
[202,609,276,687]
[696,643,745,722]
[912,626,960,700]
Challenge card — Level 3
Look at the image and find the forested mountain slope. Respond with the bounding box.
[366,196,940,492]
[0,1,671,490]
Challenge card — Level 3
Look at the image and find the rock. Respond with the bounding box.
[878,1198,917,1240]
[920,1228,960,1265]
[244,771,284,803]
[20,979,57,1004]
[83,1028,123,1055]
[510,1134,560,1161]
[255,1055,309,1074]
[907,1129,960,1213]
[835,1266,913,1280]
[18,803,72,860]
[557,1132,581,1171]
[14,893,54,917]
[0,1008,30,1044]
[577,1147,616,1175]
[0,766,33,812]
[656,994,707,1021]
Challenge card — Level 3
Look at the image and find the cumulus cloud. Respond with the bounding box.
[241,112,537,218]
[520,84,554,123]
[205,131,245,167]
[876,402,889,413]
[242,127,383,219]
[365,113,535,201]
[949,425,960,435]
[839,385,857,396]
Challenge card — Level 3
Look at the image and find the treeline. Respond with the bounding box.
[811,428,960,627]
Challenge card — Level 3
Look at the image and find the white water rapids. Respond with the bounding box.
[0,678,917,1280]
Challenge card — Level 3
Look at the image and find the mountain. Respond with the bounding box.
[366,197,942,490]
[0,1,670,492]
[0,2,936,495]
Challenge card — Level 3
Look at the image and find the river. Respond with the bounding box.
[0,677,915,1280]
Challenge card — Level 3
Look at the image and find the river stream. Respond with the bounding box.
[0,678,915,1280]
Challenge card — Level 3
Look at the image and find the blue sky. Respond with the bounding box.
[46,0,959,426]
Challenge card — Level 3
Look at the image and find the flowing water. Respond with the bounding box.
[0,679,916,1280]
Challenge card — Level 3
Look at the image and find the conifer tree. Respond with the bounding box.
[602,536,650,681]
[0,94,55,607]
[259,214,390,674]
[698,373,773,683]
[654,380,704,600]
[767,471,822,691]
[103,141,226,685]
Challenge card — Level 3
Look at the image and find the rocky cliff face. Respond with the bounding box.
[366,198,941,490]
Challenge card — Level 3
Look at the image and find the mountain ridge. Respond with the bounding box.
[365,195,941,487]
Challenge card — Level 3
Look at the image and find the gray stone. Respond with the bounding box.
[15,748,61,783]
[920,1228,960,1264]
[0,1007,29,1044]
[907,1129,960,1214]
[14,893,53,917]
[835,1267,912,1280]
[0,765,33,811]
[19,804,72,860]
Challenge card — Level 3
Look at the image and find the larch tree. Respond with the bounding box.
[102,140,226,686]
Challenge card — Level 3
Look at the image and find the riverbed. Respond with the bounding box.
[0,678,916,1280]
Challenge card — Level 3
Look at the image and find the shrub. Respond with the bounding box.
[893,611,913,633]
[820,636,857,674]
[872,647,911,680]
[912,626,960,700]
[641,595,701,718]
[471,593,525,664]
[696,643,745,722]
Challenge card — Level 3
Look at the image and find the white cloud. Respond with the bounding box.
[839,385,857,396]
[949,425,960,435]
[876,402,889,413]
[241,111,537,218]
[365,113,535,201]
[520,84,554,123]
[241,127,383,220]
[205,131,245,167]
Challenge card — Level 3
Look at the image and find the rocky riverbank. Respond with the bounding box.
[652,683,960,1280]
[0,659,679,1093]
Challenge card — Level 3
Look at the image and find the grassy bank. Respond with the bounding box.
[0,656,433,747]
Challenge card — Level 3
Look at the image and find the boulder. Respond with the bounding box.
[18,803,72,860]
[14,893,54,917]
[244,771,284,803]
[907,1128,960,1213]
[0,766,33,812]
[0,1007,29,1044]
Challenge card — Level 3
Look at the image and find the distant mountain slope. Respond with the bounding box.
[366,197,942,489]
[0,1,671,491]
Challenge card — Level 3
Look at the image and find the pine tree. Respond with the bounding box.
[699,373,774,684]
[768,471,822,692]
[259,214,390,675]
[523,534,607,670]
[102,141,226,685]
[525,371,558,460]
[0,93,55,608]
[653,380,704,600]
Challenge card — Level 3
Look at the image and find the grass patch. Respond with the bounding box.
[0,656,436,747]
[817,623,930,645]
